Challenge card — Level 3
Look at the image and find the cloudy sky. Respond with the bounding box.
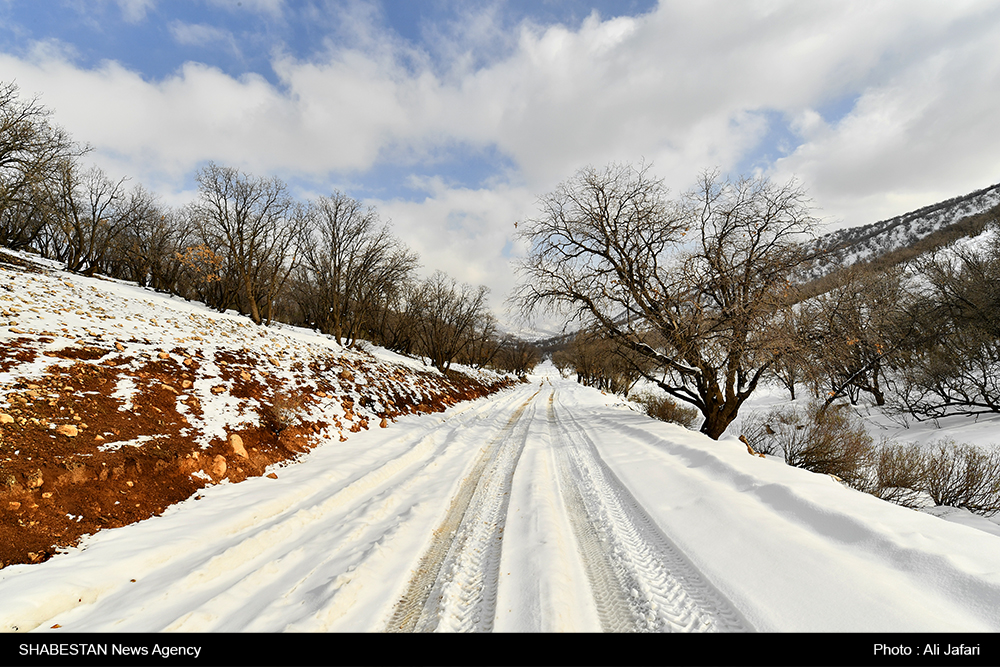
[2,0,999,326]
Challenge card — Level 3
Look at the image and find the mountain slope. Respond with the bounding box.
[0,250,515,569]
[804,181,1000,280]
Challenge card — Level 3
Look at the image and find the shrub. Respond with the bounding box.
[740,401,875,486]
[631,390,700,429]
[262,393,306,433]
[923,440,1000,516]
[860,442,929,508]
[742,404,1000,515]
[738,408,790,457]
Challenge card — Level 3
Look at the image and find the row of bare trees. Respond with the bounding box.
[0,82,537,375]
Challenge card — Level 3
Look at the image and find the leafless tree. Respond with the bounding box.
[190,163,301,325]
[557,329,650,395]
[767,305,808,400]
[895,233,1000,419]
[513,163,818,438]
[411,271,491,371]
[489,334,541,376]
[457,311,501,368]
[51,164,152,276]
[298,191,418,346]
[800,265,914,409]
[376,279,424,355]
[0,82,85,252]
[111,203,192,291]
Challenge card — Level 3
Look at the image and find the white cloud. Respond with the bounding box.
[116,0,154,24]
[3,0,1000,304]
[377,180,535,314]
[168,22,235,49]
[770,1,1000,227]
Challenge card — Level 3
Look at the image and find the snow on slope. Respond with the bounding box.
[2,362,1000,633]
[0,250,513,568]
[806,182,1000,278]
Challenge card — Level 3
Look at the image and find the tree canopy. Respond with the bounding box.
[513,163,818,438]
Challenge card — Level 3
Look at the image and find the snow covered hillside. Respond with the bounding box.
[0,250,513,569]
[805,181,1000,279]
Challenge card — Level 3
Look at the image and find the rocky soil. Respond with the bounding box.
[0,250,515,569]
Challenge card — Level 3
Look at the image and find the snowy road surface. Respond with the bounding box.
[4,363,1000,632]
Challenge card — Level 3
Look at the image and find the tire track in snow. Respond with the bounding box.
[386,389,540,632]
[549,391,751,633]
[7,387,530,633]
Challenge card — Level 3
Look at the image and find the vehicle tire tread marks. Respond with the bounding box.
[549,390,750,633]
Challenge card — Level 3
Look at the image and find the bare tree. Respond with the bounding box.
[800,265,913,409]
[0,82,85,252]
[111,203,192,291]
[767,305,808,400]
[895,233,1000,419]
[412,271,491,372]
[51,164,152,276]
[563,329,650,395]
[190,163,300,325]
[299,191,418,346]
[513,163,818,439]
[490,334,541,376]
[458,311,501,369]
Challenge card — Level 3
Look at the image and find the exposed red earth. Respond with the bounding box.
[0,251,515,569]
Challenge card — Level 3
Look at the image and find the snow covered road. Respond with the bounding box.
[4,363,1000,633]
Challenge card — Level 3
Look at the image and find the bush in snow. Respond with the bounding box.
[858,442,929,509]
[741,401,875,487]
[922,440,1000,516]
[631,391,700,429]
[744,404,1000,516]
[262,393,306,433]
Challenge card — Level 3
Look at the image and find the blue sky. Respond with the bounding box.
[2,1,1000,325]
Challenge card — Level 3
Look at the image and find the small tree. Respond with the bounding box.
[924,441,1000,516]
[51,165,154,276]
[411,271,490,371]
[896,234,1000,419]
[0,82,85,252]
[513,163,818,438]
[490,335,541,376]
[562,329,650,395]
[298,191,418,346]
[801,265,914,410]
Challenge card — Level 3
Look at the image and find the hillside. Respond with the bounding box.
[0,250,516,569]
[803,181,1000,280]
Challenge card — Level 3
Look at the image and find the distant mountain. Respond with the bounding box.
[803,182,1000,281]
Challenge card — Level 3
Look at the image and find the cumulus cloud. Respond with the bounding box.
[377,179,535,312]
[770,1,1000,226]
[2,0,1000,304]
[116,0,155,23]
